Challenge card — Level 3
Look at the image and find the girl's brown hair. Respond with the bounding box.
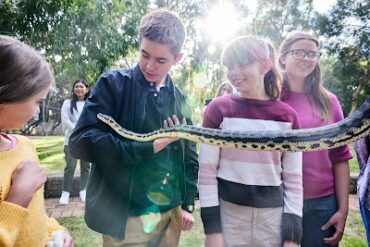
[0,35,54,105]
[221,35,281,100]
[279,31,330,120]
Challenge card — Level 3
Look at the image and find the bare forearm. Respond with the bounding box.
[333,160,349,214]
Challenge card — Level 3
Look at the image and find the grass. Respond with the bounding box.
[29,136,367,246]
[58,217,103,247]
[31,136,65,174]
[342,199,367,247]
[349,143,360,173]
[58,206,367,247]
[58,210,205,247]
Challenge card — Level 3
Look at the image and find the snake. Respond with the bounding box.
[97,98,370,152]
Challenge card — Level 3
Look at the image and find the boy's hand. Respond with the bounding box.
[181,210,194,231]
[7,160,47,208]
[153,115,186,153]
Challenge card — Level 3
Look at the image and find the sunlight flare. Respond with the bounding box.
[204,2,241,44]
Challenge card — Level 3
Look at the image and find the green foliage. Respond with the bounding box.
[51,0,149,85]
[0,0,149,87]
[251,0,314,46]
[315,0,370,114]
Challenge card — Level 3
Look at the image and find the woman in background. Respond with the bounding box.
[59,80,90,205]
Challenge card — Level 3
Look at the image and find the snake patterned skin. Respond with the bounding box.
[97,98,370,152]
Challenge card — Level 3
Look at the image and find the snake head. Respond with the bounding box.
[97,113,113,123]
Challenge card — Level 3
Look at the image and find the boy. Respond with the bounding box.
[69,10,198,246]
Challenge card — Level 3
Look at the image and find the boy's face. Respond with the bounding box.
[139,38,182,85]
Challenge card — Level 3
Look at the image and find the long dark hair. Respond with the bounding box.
[70,79,89,114]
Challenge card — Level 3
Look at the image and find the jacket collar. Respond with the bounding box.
[133,64,174,93]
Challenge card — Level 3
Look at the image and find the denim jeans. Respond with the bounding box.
[359,199,370,246]
[301,194,338,247]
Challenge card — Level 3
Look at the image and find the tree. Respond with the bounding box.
[0,0,149,88]
[1,0,150,133]
[251,0,314,46]
[315,0,370,114]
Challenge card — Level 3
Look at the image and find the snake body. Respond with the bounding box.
[97,98,370,152]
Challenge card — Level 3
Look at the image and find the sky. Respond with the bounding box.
[202,0,339,44]
[313,0,337,13]
[244,0,338,14]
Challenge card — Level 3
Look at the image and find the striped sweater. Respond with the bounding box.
[199,95,303,243]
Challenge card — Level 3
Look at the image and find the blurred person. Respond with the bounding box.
[355,136,370,245]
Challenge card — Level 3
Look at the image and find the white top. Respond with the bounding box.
[61,99,85,145]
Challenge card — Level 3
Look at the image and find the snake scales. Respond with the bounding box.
[97,98,370,152]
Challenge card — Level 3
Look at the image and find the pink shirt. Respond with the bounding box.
[282,90,352,199]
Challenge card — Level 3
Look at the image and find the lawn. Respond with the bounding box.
[31,136,367,246]
[30,136,65,174]
[58,210,205,247]
[58,205,367,247]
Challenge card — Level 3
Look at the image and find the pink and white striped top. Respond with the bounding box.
[199,95,303,241]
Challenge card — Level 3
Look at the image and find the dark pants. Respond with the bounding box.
[62,145,90,192]
[301,194,338,247]
[359,199,370,246]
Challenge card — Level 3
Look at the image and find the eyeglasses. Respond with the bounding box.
[285,49,321,61]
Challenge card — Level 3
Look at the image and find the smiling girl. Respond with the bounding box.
[279,32,352,247]
[198,35,303,247]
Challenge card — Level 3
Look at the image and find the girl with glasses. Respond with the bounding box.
[279,31,352,247]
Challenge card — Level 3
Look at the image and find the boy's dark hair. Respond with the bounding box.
[139,10,186,55]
